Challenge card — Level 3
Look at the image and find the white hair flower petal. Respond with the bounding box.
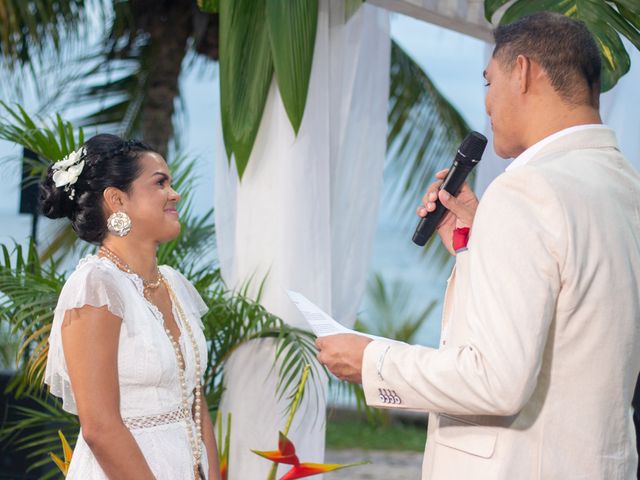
[52,147,86,200]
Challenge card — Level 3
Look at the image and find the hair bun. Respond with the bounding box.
[39,166,75,219]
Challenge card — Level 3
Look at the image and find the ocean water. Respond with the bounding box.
[359,211,450,349]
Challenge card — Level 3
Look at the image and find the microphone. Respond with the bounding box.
[412,131,488,247]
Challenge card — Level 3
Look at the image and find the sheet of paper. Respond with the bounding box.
[287,290,404,345]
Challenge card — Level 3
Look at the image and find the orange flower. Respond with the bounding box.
[280,462,367,480]
[252,432,366,480]
[49,430,73,476]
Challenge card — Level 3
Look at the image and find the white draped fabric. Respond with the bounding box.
[476,40,640,197]
[213,1,390,478]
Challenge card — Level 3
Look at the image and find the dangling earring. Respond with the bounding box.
[107,211,132,237]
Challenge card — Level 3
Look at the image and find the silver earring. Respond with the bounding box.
[107,211,132,237]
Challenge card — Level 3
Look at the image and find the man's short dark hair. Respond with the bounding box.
[493,12,601,107]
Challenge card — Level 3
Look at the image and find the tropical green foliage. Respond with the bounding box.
[485,0,640,91]
[357,272,436,344]
[0,242,63,396]
[2,394,78,479]
[0,0,89,68]
[0,1,220,155]
[0,101,84,170]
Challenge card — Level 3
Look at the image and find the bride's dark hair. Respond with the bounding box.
[40,134,156,244]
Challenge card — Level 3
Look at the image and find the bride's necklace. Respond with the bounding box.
[164,277,205,480]
[99,246,162,297]
[98,245,205,478]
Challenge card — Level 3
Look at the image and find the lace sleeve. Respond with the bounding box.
[45,260,129,414]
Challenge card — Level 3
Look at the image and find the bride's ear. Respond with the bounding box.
[103,187,126,215]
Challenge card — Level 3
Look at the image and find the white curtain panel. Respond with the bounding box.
[476,39,640,197]
[213,1,390,477]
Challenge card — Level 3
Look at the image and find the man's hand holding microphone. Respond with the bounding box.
[416,168,479,255]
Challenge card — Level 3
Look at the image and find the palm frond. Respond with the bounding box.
[359,272,436,344]
[71,40,153,139]
[0,0,110,113]
[386,41,470,265]
[0,241,63,395]
[0,0,89,69]
[0,393,78,479]
[0,102,84,166]
[201,282,324,417]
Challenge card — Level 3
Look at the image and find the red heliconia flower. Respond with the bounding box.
[252,432,366,480]
[252,432,300,465]
[280,462,366,480]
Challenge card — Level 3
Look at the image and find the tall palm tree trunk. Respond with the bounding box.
[139,2,193,156]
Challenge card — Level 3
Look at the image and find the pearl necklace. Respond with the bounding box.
[99,246,162,297]
[98,247,204,478]
[164,277,205,480]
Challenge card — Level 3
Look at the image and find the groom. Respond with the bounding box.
[316,12,640,480]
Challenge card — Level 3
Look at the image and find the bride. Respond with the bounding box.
[41,134,220,479]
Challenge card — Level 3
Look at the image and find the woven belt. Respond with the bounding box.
[123,407,191,430]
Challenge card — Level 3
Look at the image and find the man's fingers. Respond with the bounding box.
[417,171,450,217]
[421,182,442,208]
[439,190,455,208]
[439,190,472,225]
[435,168,449,179]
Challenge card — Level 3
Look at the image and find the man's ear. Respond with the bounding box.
[515,54,531,94]
[103,186,125,215]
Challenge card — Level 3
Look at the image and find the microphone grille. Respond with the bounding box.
[459,131,488,160]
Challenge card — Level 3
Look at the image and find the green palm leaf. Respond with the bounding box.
[0,0,88,68]
[485,0,512,21]
[0,393,78,479]
[387,41,470,210]
[386,41,469,264]
[266,0,318,134]
[219,0,273,178]
[360,272,436,344]
[73,46,153,139]
[0,102,84,166]
[0,241,62,396]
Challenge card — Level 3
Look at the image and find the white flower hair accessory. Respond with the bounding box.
[52,147,86,200]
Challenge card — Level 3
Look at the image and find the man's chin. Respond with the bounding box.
[493,141,517,160]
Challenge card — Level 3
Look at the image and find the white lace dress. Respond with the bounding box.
[44,255,211,479]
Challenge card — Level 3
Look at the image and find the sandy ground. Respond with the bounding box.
[324,448,423,479]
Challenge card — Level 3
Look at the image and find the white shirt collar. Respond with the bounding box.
[506,124,607,172]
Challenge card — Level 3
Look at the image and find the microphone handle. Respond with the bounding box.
[412,161,474,246]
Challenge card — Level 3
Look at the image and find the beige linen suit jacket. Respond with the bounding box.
[362,127,640,479]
